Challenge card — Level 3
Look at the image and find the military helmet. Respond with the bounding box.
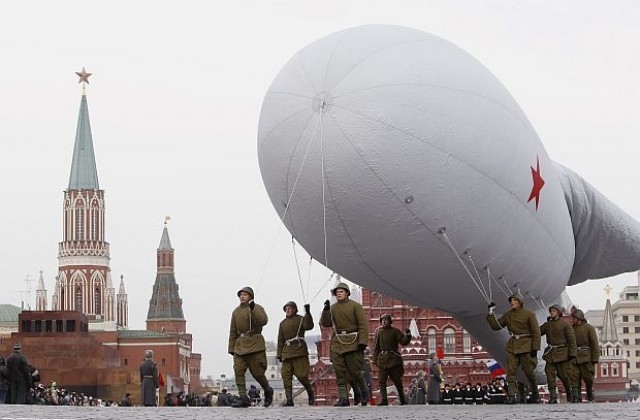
[331,282,351,296]
[283,301,298,312]
[379,313,392,324]
[508,292,524,304]
[548,304,564,314]
[237,286,254,298]
[572,309,586,321]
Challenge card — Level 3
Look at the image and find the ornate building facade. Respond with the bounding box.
[310,283,493,405]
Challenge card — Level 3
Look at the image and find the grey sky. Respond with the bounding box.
[1,1,639,378]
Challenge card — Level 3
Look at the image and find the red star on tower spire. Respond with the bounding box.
[527,156,545,211]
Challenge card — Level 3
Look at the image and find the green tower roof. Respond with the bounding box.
[68,93,99,190]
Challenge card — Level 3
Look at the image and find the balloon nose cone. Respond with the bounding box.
[312,92,333,112]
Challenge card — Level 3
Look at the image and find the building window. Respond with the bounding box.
[636,362,640,369]
[22,320,32,332]
[124,359,128,366]
[75,206,84,240]
[612,363,619,376]
[623,316,629,322]
[624,339,629,345]
[635,315,640,322]
[76,287,83,312]
[636,350,640,357]
[427,328,436,352]
[635,327,640,334]
[623,327,629,334]
[66,320,76,332]
[601,363,608,377]
[56,320,63,332]
[463,330,471,353]
[444,327,455,354]
[636,339,640,345]
[626,293,639,300]
[94,286,101,315]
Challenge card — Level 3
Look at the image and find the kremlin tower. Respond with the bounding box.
[50,69,127,330]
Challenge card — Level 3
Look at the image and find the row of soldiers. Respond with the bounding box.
[227,283,600,408]
[487,292,600,403]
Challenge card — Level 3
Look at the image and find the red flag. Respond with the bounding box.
[436,347,444,360]
[159,372,165,387]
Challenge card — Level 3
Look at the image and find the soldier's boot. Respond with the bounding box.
[398,387,408,405]
[529,389,541,404]
[263,386,274,408]
[548,388,558,404]
[378,387,388,405]
[586,387,594,402]
[282,387,294,407]
[231,395,251,408]
[572,388,582,403]
[359,386,369,406]
[335,385,350,407]
[304,384,315,406]
[352,385,361,405]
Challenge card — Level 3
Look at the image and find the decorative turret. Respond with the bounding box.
[146,218,187,334]
[36,271,47,311]
[117,274,129,329]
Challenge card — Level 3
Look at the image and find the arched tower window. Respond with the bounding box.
[612,362,619,376]
[444,327,455,354]
[91,206,99,241]
[94,286,102,315]
[75,286,83,312]
[61,288,66,310]
[75,205,84,240]
[601,363,609,377]
[427,328,436,352]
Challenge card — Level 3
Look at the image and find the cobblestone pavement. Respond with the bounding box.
[1,404,640,420]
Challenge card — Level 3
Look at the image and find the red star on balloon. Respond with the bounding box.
[527,156,545,211]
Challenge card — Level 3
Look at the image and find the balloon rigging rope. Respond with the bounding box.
[487,271,511,298]
[464,251,490,303]
[256,113,323,291]
[292,237,307,303]
[438,231,490,303]
[319,109,329,272]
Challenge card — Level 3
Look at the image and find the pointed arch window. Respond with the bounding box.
[444,327,456,354]
[612,362,619,376]
[601,363,609,377]
[75,286,83,312]
[94,286,102,315]
[75,205,85,240]
[91,205,99,241]
[60,288,66,310]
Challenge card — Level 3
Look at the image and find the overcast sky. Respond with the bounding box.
[1,1,639,379]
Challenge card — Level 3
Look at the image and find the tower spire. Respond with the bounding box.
[68,68,99,190]
[601,284,619,342]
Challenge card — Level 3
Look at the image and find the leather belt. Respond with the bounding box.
[549,344,566,348]
[285,337,304,346]
[143,375,154,378]
[509,333,531,339]
[578,346,590,350]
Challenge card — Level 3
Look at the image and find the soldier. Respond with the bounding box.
[570,309,600,403]
[486,292,541,404]
[540,304,577,403]
[228,286,274,408]
[441,384,453,404]
[372,314,411,405]
[277,301,315,407]
[6,343,29,404]
[139,350,159,406]
[320,282,369,406]
[426,353,443,404]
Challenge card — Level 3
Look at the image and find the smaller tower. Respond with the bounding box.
[117,274,129,329]
[36,271,48,311]
[146,218,187,334]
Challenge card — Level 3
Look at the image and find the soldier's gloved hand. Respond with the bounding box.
[488,302,496,314]
[249,300,255,310]
[530,350,537,358]
[323,300,330,311]
[405,329,412,338]
[357,344,367,352]
[304,304,311,314]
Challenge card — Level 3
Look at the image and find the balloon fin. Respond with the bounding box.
[554,162,640,285]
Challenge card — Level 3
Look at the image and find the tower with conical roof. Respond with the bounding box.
[54,69,119,330]
[36,271,47,311]
[117,275,129,329]
[146,219,187,334]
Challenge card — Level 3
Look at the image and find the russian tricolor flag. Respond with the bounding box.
[487,359,506,378]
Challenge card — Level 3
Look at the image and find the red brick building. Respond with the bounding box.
[310,285,493,405]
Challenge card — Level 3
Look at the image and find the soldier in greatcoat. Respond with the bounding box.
[277,301,314,406]
[320,282,369,406]
[540,304,577,403]
[569,309,600,402]
[372,314,411,405]
[139,350,159,406]
[426,353,443,404]
[228,286,274,408]
[6,343,29,404]
[486,292,541,404]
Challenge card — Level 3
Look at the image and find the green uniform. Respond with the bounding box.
[571,321,599,401]
[372,325,411,404]
[277,312,314,403]
[228,302,270,397]
[540,318,577,401]
[320,298,369,402]
[486,307,541,400]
